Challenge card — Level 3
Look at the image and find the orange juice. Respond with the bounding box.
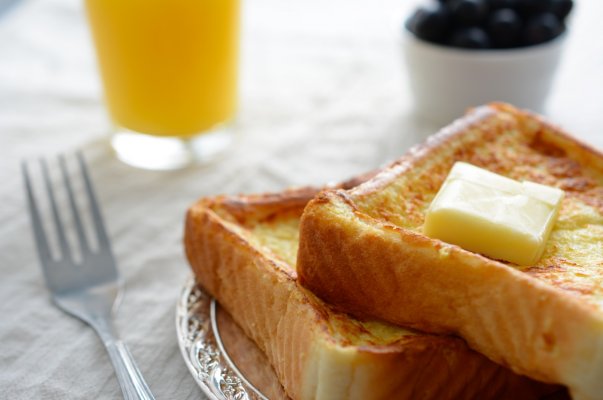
[85,0,240,138]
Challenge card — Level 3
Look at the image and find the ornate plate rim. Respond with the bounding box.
[175,276,270,400]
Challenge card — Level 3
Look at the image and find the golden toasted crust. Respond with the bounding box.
[297,103,603,400]
[185,186,562,400]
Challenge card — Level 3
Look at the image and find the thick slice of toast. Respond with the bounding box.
[297,103,603,400]
[184,183,562,399]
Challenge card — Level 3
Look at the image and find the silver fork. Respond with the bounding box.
[22,153,155,400]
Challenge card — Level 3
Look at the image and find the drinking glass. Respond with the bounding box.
[85,0,240,170]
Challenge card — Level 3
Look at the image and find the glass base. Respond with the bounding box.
[111,124,234,170]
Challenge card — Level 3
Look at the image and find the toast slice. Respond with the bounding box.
[297,103,603,400]
[184,182,562,399]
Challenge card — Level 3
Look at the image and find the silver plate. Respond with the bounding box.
[176,277,289,400]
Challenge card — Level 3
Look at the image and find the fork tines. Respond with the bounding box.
[22,153,116,289]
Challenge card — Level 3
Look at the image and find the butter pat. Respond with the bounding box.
[424,162,564,265]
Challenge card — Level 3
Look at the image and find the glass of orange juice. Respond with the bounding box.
[85,0,240,170]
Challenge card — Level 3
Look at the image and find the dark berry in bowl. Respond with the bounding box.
[517,0,574,19]
[488,8,522,48]
[449,27,492,48]
[488,0,520,10]
[449,0,490,25]
[520,0,557,15]
[406,3,450,43]
[551,0,573,19]
[405,0,572,49]
[523,12,563,45]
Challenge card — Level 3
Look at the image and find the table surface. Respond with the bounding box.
[2,0,602,398]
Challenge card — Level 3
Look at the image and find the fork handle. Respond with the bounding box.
[94,318,156,400]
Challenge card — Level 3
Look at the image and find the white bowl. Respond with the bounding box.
[402,29,567,124]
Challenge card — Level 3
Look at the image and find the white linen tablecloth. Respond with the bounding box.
[1,0,602,398]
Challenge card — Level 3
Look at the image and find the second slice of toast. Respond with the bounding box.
[297,103,603,400]
[184,182,561,399]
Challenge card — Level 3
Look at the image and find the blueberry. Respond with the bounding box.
[406,3,450,43]
[551,0,573,20]
[488,0,520,10]
[522,12,563,45]
[449,27,492,48]
[488,8,522,48]
[521,0,556,14]
[406,0,572,50]
[449,0,489,25]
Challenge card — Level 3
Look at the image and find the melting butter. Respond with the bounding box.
[424,162,564,265]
